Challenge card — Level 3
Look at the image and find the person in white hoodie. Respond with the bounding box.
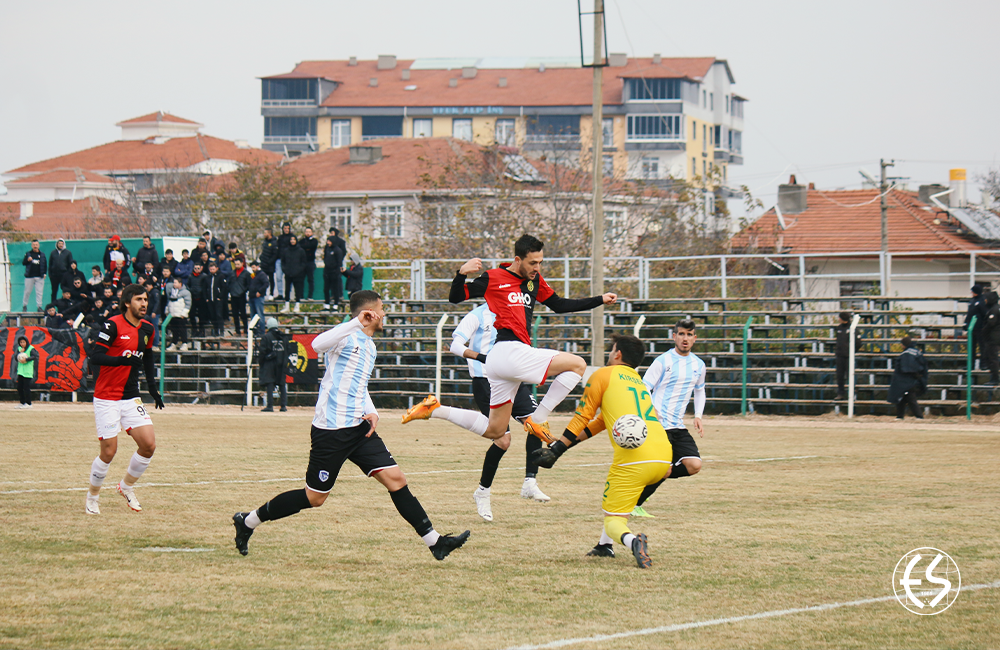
[166,277,191,351]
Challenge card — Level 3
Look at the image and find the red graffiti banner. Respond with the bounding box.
[285,333,319,385]
[1,327,86,391]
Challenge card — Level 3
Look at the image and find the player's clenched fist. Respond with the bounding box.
[358,309,381,327]
[459,258,483,275]
[602,293,618,304]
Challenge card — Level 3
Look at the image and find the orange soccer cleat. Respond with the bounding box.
[523,416,555,444]
[401,394,441,424]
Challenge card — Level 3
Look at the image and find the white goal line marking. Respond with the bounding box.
[0,457,825,495]
[503,580,1000,650]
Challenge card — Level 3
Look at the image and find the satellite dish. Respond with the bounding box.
[858,168,878,185]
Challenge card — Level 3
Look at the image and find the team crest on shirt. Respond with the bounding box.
[318,470,329,482]
[527,280,534,291]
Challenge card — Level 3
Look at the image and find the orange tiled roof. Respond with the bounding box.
[0,198,122,237]
[117,112,201,125]
[7,168,116,185]
[7,135,282,176]
[266,57,719,108]
[731,188,985,253]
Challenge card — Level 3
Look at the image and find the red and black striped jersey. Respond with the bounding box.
[91,314,154,400]
[450,265,604,346]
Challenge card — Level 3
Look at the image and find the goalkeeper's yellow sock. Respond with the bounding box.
[604,515,635,548]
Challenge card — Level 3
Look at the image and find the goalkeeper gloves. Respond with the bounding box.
[149,389,165,410]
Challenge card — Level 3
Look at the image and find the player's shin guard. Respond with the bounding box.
[256,489,312,524]
[603,515,632,547]
[532,371,580,422]
[89,457,110,494]
[479,443,507,488]
[389,485,434,538]
[636,479,665,506]
[431,406,489,436]
[524,434,542,477]
[124,452,151,485]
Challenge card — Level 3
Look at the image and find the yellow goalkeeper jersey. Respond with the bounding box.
[567,365,671,467]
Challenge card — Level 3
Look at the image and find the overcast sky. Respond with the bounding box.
[3,0,998,210]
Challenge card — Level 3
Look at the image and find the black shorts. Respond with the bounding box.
[665,428,701,465]
[305,423,397,493]
[472,376,537,421]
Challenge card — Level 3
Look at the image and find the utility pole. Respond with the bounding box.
[879,158,894,295]
[589,0,605,366]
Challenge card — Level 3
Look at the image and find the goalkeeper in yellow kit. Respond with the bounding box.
[533,334,671,568]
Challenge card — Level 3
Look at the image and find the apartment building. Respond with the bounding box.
[260,54,745,184]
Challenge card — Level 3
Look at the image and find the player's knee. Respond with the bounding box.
[569,355,587,375]
[375,467,407,491]
[685,458,702,475]
[306,489,328,507]
[494,434,511,451]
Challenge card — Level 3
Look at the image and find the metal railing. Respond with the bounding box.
[261,99,317,107]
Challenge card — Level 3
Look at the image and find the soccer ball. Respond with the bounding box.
[17,353,28,364]
[612,414,647,449]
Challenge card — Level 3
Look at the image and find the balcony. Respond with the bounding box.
[263,135,313,144]
[261,99,317,107]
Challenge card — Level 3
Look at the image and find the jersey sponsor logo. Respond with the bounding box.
[507,292,532,305]
[499,283,512,289]
[120,335,131,340]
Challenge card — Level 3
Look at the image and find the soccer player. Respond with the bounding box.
[534,334,671,568]
[532,320,707,524]
[450,303,549,522]
[85,283,165,515]
[401,234,616,445]
[232,291,470,561]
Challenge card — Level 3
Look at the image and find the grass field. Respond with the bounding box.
[1,404,998,649]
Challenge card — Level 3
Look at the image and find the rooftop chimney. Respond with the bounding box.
[377,55,397,70]
[349,145,382,165]
[462,66,477,79]
[348,56,357,66]
[652,53,662,64]
[777,182,807,215]
[369,77,378,87]
[401,69,410,80]
[498,77,507,88]
[608,53,628,67]
[449,78,458,87]
[20,202,33,220]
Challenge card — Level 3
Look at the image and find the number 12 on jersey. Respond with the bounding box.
[627,386,658,422]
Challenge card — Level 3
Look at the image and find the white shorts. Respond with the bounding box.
[94,397,153,440]
[484,340,559,407]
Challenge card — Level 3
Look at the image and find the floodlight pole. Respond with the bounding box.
[589,0,606,365]
[879,158,894,296]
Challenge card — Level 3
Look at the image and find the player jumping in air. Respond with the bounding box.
[401,234,616,445]
[85,283,165,515]
[450,302,549,521]
[232,291,470,561]
[533,335,671,568]
[532,320,706,524]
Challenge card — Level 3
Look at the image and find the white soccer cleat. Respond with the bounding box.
[473,488,493,522]
[521,478,550,502]
[85,496,101,515]
[117,482,142,512]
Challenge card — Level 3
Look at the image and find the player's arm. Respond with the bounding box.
[87,321,138,367]
[141,323,164,409]
[311,316,366,354]
[532,372,608,469]
[361,391,379,436]
[448,259,488,303]
[449,312,488,362]
[537,277,616,314]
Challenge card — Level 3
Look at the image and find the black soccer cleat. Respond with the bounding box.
[631,533,651,569]
[430,530,470,561]
[233,512,254,556]
[586,543,615,558]
[531,448,559,469]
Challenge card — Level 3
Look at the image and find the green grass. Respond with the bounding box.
[1,405,997,649]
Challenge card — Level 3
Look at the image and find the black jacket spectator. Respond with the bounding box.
[229,266,251,298]
[887,343,928,405]
[160,255,178,276]
[984,292,1000,345]
[48,243,74,280]
[259,328,288,385]
[277,222,294,255]
[248,268,269,300]
[189,271,208,301]
[23,249,47,278]
[259,235,278,271]
[281,242,307,280]
[324,237,346,270]
[61,264,87,292]
[834,322,862,358]
[133,240,160,275]
[343,256,364,295]
[206,270,228,302]
[300,234,319,266]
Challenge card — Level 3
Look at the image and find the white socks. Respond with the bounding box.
[599,530,615,546]
[125,452,151,483]
[245,510,261,529]
[621,532,636,548]
[90,457,110,490]
[532,371,581,422]
[421,530,441,547]
[431,406,489,436]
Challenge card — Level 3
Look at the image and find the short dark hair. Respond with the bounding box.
[675,319,697,332]
[839,311,851,321]
[92,265,101,272]
[610,334,645,368]
[165,248,173,255]
[901,336,913,348]
[350,290,381,316]
[181,249,189,254]
[120,283,147,310]
[514,234,544,259]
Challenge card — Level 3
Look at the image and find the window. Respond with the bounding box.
[702,160,707,177]
[331,120,351,148]
[329,206,353,237]
[424,204,455,237]
[714,125,723,149]
[452,118,472,141]
[526,115,580,141]
[730,130,742,153]
[692,157,697,177]
[703,124,707,151]
[710,92,714,110]
[692,120,697,139]
[262,79,317,101]
[377,204,403,238]
[264,117,316,139]
[626,115,682,141]
[413,118,432,138]
[702,90,707,107]
[726,95,730,114]
[605,209,626,242]
[602,118,614,147]
[495,118,516,146]
[641,158,659,179]
[732,96,745,119]
[603,154,614,177]
[626,78,680,100]
[361,116,403,140]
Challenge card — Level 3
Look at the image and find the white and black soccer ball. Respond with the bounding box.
[612,414,647,449]
[17,353,28,364]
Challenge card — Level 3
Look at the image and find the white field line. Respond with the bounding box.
[141,547,214,553]
[0,457,826,495]
[503,580,1000,650]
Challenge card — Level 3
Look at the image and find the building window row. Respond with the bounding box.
[626,115,682,141]
[262,79,317,102]
[265,116,316,140]
[526,115,580,142]
[378,204,403,238]
[329,206,352,236]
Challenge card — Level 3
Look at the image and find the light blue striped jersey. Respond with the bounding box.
[312,320,377,430]
[452,304,497,378]
[642,349,706,430]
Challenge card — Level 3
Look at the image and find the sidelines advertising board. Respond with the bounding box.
[285,333,318,385]
[1,327,87,391]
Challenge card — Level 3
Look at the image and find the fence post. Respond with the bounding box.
[632,314,646,338]
[969,251,976,288]
[720,255,727,299]
[159,314,173,397]
[741,316,753,415]
[967,315,976,420]
[798,255,806,297]
[564,258,570,297]
[245,314,260,409]
[434,313,449,399]
[847,314,860,418]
